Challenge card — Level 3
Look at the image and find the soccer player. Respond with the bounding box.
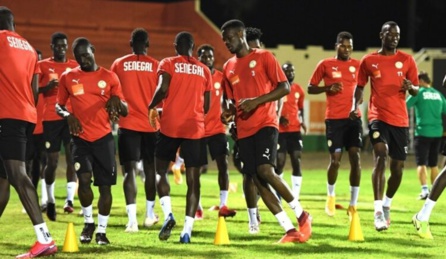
[0,6,57,258]
[220,19,312,243]
[38,32,78,220]
[278,62,306,200]
[406,72,446,200]
[246,27,263,49]
[196,44,236,219]
[110,28,160,232]
[308,31,362,217]
[350,21,419,231]
[56,37,128,245]
[148,31,211,243]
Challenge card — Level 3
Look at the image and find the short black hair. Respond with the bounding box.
[0,6,14,25]
[336,31,353,43]
[221,19,245,31]
[381,21,398,32]
[197,44,214,56]
[175,31,194,46]
[246,27,262,42]
[51,32,68,45]
[36,49,42,56]
[72,37,91,52]
[418,71,431,84]
[282,61,293,69]
[131,28,148,44]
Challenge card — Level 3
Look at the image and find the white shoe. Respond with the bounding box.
[125,222,139,232]
[374,212,388,231]
[143,216,159,227]
[249,224,259,234]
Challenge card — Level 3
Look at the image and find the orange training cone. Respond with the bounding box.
[348,211,364,241]
[214,216,230,245]
[63,222,79,252]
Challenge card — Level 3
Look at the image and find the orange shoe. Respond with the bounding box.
[195,209,203,220]
[172,167,183,185]
[277,229,304,243]
[297,211,312,242]
[218,205,236,218]
[16,240,57,258]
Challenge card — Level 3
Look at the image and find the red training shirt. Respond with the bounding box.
[0,30,38,123]
[157,55,212,139]
[279,82,305,133]
[309,57,361,119]
[204,69,226,137]
[111,54,160,132]
[222,48,287,139]
[38,58,78,121]
[57,67,125,142]
[358,50,419,127]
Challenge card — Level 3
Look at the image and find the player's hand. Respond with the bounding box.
[301,123,307,135]
[106,96,122,123]
[48,79,59,90]
[401,78,413,92]
[149,108,159,130]
[238,98,259,113]
[221,103,236,124]
[279,116,289,127]
[229,123,238,141]
[327,82,343,95]
[66,115,83,136]
[349,110,360,120]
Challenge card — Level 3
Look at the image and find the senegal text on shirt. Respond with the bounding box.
[123,61,154,72]
[174,63,204,76]
[7,36,34,52]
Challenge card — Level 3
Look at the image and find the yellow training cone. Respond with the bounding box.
[63,222,79,252]
[214,216,230,245]
[348,211,364,241]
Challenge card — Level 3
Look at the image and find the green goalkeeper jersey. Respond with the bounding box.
[406,87,446,137]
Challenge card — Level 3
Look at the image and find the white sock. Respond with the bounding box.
[291,176,302,199]
[34,222,52,244]
[46,182,55,203]
[274,211,294,232]
[248,208,259,226]
[97,214,109,234]
[418,198,437,221]
[374,200,383,214]
[159,196,172,220]
[288,198,303,218]
[66,181,76,202]
[40,180,47,205]
[181,216,194,237]
[146,200,156,218]
[382,196,392,208]
[82,205,94,223]
[220,190,228,208]
[126,203,137,224]
[137,160,144,171]
[327,183,335,197]
[350,186,360,206]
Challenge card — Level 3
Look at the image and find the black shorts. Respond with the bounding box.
[26,133,45,161]
[278,131,303,154]
[325,118,363,153]
[414,136,441,167]
[204,133,229,160]
[43,120,71,152]
[0,157,5,179]
[118,128,157,165]
[369,120,409,161]
[441,136,446,156]
[155,133,207,168]
[72,133,117,187]
[0,119,35,161]
[238,127,278,176]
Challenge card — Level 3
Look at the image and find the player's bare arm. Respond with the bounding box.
[148,72,171,128]
[239,81,290,113]
[31,74,39,104]
[55,103,83,136]
[38,78,59,94]
[401,78,419,96]
[204,91,210,114]
[221,98,236,125]
[308,82,343,95]
[349,86,363,120]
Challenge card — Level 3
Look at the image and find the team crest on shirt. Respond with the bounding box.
[98,80,107,88]
[249,60,257,68]
[327,140,332,147]
[395,61,403,69]
[214,82,221,89]
[74,162,81,171]
[373,131,380,139]
[349,66,356,73]
[45,141,51,149]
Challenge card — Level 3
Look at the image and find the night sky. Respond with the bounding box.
[201,0,446,51]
